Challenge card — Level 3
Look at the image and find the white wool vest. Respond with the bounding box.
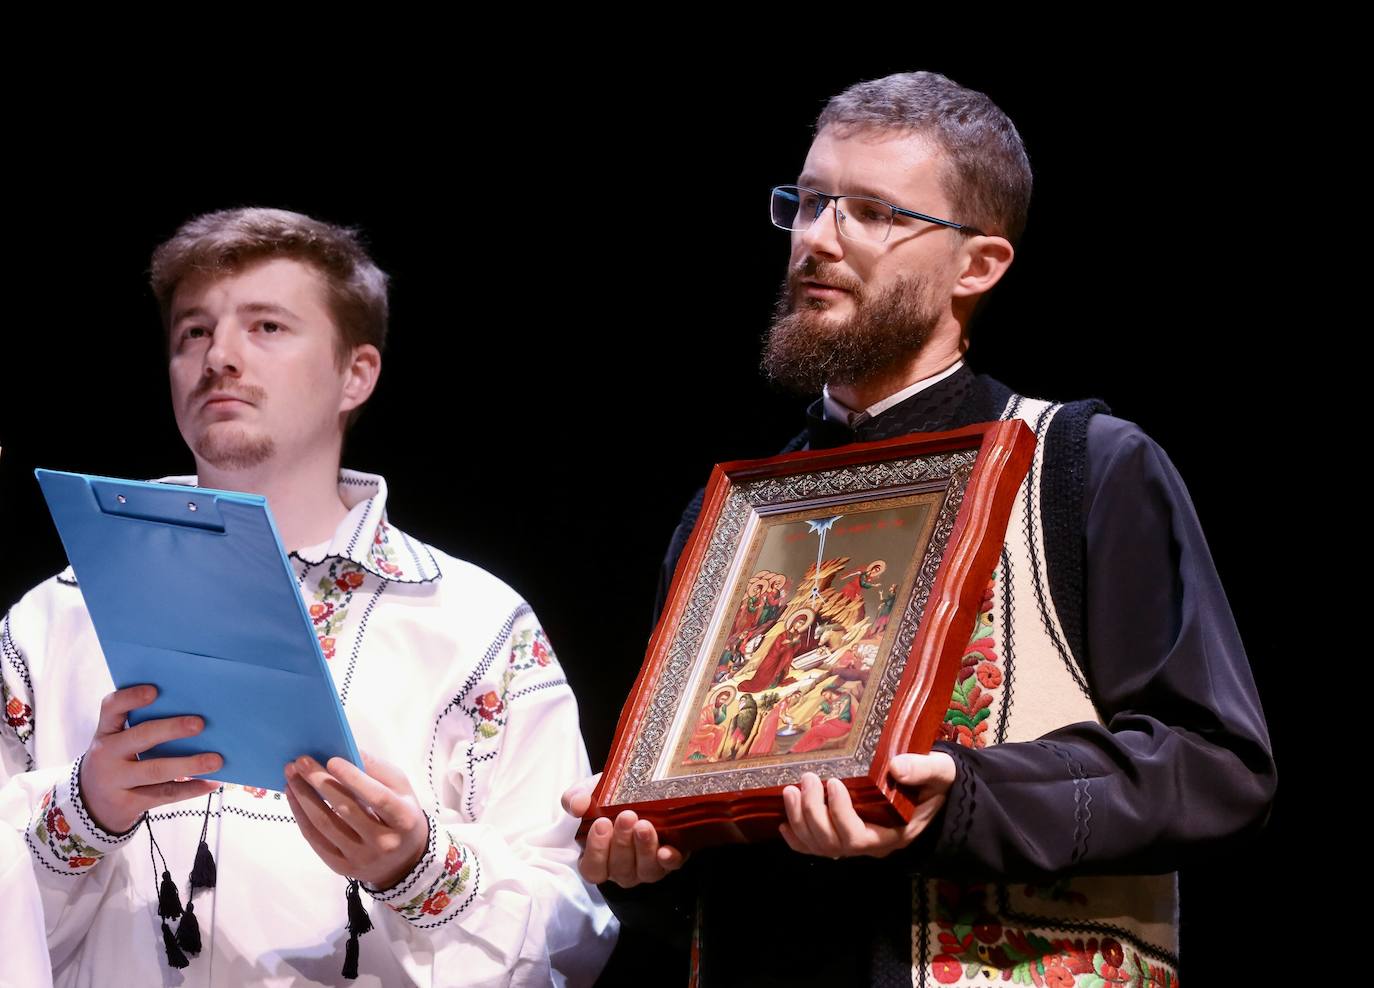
[910,395,1180,988]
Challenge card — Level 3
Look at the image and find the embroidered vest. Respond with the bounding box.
[910,394,1180,988]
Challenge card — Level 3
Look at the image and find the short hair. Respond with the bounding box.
[816,72,1032,244]
[150,207,389,429]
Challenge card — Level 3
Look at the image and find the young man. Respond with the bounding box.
[1,208,616,986]
[567,72,1275,984]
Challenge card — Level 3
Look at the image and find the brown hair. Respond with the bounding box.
[150,207,389,430]
[816,71,1032,244]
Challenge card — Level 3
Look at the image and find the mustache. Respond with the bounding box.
[191,376,266,404]
[788,259,863,297]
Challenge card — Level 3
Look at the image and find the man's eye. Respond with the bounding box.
[261,321,281,333]
[183,326,208,340]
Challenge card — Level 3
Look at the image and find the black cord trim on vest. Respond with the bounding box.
[994,546,1015,747]
[914,876,931,988]
[1039,399,1111,687]
[994,884,1180,968]
[427,604,529,818]
[1021,404,1093,701]
[339,581,387,708]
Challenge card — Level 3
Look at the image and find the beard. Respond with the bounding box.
[761,260,943,395]
[194,424,276,471]
[185,376,275,470]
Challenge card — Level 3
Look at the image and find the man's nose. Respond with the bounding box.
[795,200,845,262]
[203,325,244,378]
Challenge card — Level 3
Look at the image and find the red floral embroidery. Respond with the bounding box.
[1044,959,1075,987]
[445,844,462,875]
[943,570,1002,749]
[336,571,365,592]
[973,921,1003,944]
[931,954,962,984]
[532,637,551,666]
[68,855,99,868]
[241,786,268,798]
[421,891,450,915]
[46,805,70,837]
[475,692,504,721]
[320,636,337,660]
[309,602,335,624]
[976,661,1003,688]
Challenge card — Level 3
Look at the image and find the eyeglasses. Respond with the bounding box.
[770,185,985,243]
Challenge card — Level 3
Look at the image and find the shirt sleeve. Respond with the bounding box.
[1,595,133,970]
[361,608,618,988]
[921,415,1277,878]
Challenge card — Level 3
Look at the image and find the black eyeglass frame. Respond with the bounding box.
[770,184,986,241]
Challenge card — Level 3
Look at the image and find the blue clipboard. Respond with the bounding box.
[36,469,362,792]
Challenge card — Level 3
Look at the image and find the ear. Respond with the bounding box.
[952,235,1015,300]
[339,344,382,414]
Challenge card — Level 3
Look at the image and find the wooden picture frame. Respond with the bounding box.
[582,420,1035,851]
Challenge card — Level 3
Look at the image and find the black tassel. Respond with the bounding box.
[161,921,190,969]
[158,870,183,920]
[346,879,373,936]
[341,934,360,980]
[190,840,217,889]
[176,901,202,955]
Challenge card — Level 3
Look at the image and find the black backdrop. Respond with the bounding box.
[3,57,1298,983]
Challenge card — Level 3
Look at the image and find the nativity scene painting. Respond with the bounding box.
[664,493,941,778]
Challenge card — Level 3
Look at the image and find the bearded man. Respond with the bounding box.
[566,71,1274,985]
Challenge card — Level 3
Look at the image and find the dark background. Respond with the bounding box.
[4,57,1300,982]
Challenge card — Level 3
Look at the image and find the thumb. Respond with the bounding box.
[888,751,957,788]
[560,772,602,817]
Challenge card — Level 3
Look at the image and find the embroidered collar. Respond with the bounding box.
[153,469,443,585]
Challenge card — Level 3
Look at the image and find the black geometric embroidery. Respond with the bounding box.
[506,678,568,704]
[2,614,36,694]
[24,831,84,879]
[365,812,438,902]
[426,605,530,819]
[343,497,376,560]
[339,581,387,708]
[412,854,483,930]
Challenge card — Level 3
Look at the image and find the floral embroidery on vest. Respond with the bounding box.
[369,520,405,578]
[309,560,366,660]
[929,881,1177,987]
[942,571,1002,749]
[388,839,473,921]
[32,787,104,870]
[468,627,559,741]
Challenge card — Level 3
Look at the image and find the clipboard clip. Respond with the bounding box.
[90,480,227,532]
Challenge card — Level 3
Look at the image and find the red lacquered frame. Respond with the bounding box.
[582,420,1035,851]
